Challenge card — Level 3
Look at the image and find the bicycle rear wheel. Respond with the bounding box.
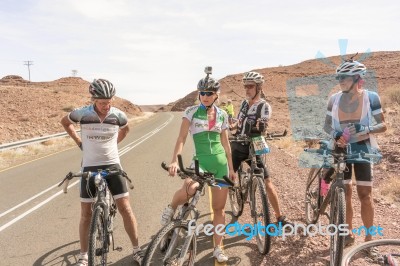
[143,220,197,266]
[330,187,346,266]
[251,176,271,255]
[305,167,323,224]
[88,206,108,266]
[341,239,400,266]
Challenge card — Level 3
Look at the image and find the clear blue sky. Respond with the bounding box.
[0,0,398,105]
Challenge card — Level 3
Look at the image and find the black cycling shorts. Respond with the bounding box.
[325,140,373,186]
[231,142,270,178]
[80,164,129,202]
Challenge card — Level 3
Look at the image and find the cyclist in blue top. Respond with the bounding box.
[323,57,387,250]
[160,74,236,263]
[60,79,143,265]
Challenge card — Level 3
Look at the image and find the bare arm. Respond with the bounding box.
[168,118,190,176]
[118,125,129,143]
[369,113,387,134]
[323,96,336,137]
[221,128,236,180]
[60,115,81,147]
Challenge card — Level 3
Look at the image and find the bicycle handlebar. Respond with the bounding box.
[58,168,134,193]
[304,148,382,163]
[229,129,287,143]
[161,154,234,187]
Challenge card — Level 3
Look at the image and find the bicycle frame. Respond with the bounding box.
[305,145,383,266]
[58,169,132,263]
[157,156,233,266]
[162,183,204,262]
[91,171,118,253]
[316,152,347,219]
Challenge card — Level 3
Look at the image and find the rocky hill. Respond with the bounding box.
[0,76,142,144]
[166,50,400,174]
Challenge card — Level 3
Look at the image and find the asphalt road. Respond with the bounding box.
[0,112,260,266]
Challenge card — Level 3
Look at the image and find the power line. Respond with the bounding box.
[24,61,33,81]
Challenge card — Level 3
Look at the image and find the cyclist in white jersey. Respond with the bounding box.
[230,71,293,226]
[323,57,387,250]
[60,79,143,265]
[160,74,236,263]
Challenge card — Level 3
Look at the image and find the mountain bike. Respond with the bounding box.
[227,130,286,254]
[304,143,382,266]
[58,168,134,266]
[142,154,234,266]
[341,239,400,266]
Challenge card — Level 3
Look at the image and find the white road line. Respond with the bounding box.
[0,183,58,218]
[0,181,78,232]
[0,114,174,232]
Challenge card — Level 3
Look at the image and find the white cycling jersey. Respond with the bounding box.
[68,105,128,167]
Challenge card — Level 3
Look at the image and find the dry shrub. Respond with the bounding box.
[382,85,400,107]
[388,85,400,105]
[62,105,75,112]
[380,175,400,203]
[42,140,55,146]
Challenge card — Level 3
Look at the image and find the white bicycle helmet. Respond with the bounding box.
[336,60,367,79]
[242,71,264,85]
[89,79,116,99]
[197,77,221,92]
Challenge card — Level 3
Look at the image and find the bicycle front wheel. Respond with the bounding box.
[305,168,323,224]
[229,187,244,217]
[88,206,108,266]
[229,169,244,217]
[341,239,400,266]
[251,176,271,255]
[143,220,197,266]
[330,187,346,266]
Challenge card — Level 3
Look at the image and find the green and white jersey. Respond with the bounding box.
[184,105,229,156]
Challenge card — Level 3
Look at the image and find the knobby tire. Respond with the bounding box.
[341,239,400,266]
[330,187,346,266]
[252,176,271,254]
[88,206,107,266]
[143,220,197,266]
[229,169,245,217]
[305,168,323,224]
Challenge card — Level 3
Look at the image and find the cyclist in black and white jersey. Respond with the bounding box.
[323,57,387,251]
[60,79,143,265]
[230,71,292,226]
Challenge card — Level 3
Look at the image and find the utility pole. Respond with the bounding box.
[24,61,33,81]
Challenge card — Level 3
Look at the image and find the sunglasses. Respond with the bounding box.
[199,91,215,96]
[336,75,352,81]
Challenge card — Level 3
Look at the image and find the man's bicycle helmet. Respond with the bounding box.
[197,77,220,92]
[336,60,367,79]
[242,71,264,85]
[89,79,116,99]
